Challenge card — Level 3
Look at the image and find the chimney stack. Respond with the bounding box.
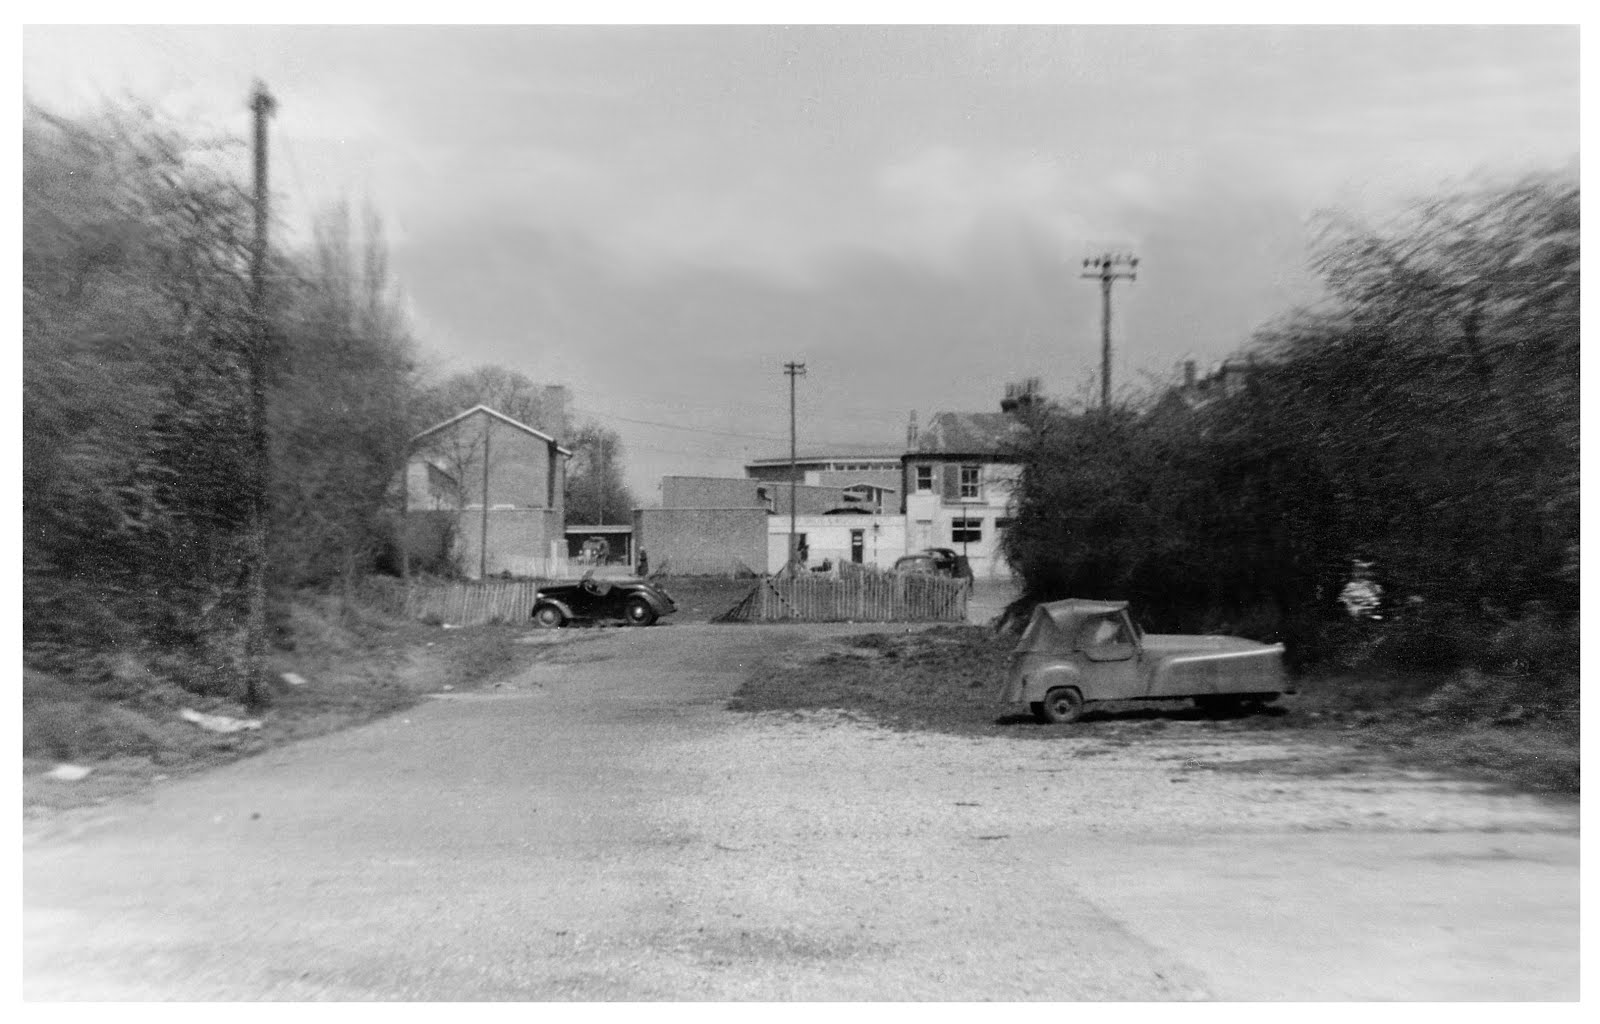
[1183,360,1197,388]
[540,385,571,441]
[906,410,919,448]
[1001,378,1043,415]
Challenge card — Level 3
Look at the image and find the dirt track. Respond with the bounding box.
[24,623,1579,1000]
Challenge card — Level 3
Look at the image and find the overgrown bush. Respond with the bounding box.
[1003,171,1578,679]
[24,103,421,696]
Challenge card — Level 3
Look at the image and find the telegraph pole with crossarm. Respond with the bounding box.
[783,361,806,574]
[1081,252,1138,412]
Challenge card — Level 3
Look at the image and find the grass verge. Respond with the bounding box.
[23,592,546,819]
[728,626,1579,796]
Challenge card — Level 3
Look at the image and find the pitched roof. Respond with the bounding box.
[411,405,574,457]
[910,412,1023,456]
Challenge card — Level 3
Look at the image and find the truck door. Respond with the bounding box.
[1078,611,1142,700]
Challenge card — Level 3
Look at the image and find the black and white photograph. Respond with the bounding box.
[21,17,1580,1002]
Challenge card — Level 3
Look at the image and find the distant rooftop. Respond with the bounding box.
[744,444,905,466]
[909,412,1023,456]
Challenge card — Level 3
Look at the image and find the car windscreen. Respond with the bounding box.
[1076,614,1133,649]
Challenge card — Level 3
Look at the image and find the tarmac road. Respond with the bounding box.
[24,623,1579,1000]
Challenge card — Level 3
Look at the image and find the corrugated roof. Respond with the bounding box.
[910,412,1023,455]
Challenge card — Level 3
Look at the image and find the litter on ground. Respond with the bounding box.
[45,764,93,781]
[179,708,264,734]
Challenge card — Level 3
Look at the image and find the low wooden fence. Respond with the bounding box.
[360,577,543,627]
[721,567,968,623]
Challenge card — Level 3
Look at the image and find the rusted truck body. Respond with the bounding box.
[1001,598,1291,723]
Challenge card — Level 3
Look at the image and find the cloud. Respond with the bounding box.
[553,145,1163,289]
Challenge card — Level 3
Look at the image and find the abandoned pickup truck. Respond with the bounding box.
[1002,599,1292,724]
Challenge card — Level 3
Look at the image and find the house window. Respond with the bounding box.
[995,517,1015,531]
[952,517,983,544]
[915,465,934,493]
[959,464,981,500]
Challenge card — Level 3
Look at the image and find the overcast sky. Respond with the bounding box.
[22,23,1579,501]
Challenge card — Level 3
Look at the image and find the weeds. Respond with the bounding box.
[23,591,546,815]
[730,626,1579,795]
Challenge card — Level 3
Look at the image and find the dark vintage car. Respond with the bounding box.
[893,547,974,581]
[531,573,677,628]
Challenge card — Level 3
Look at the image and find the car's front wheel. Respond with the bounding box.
[532,604,565,629]
[1038,687,1084,724]
[624,598,657,627]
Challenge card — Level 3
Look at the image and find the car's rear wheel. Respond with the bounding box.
[532,604,565,629]
[1039,687,1084,724]
[624,598,657,627]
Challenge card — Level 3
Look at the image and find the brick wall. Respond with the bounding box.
[661,475,847,515]
[634,507,767,576]
[452,508,563,578]
[662,476,767,509]
[409,409,560,510]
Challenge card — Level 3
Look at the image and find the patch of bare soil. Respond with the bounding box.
[650,576,761,623]
[729,627,1580,796]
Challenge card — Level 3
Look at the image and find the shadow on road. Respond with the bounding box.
[993,703,1293,729]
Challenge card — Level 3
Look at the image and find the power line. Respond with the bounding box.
[572,408,901,451]
[572,410,789,443]
[586,391,912,424]
[571,390,910,425]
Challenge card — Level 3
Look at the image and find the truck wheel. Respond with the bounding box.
[1039,687,1085,724]
[533,605,565,629]
[624,598,657,627]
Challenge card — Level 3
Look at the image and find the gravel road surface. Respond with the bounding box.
[24,623,1578,1000]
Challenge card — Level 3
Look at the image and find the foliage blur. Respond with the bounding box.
[24,103,418,689]
[563,420,640,526]
[22,98,648,699]
[1002,171,1578,678]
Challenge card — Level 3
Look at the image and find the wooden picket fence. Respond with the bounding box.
[359,576,543,627]
[721,566,968,623]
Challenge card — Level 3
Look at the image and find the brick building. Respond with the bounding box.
[400,405,572,578]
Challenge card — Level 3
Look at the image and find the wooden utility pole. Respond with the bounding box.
[599,434,611,526]
[480,419,491,579]
[1080,253,1138,411]
[783,361,807,574]
[244,82,275,707]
